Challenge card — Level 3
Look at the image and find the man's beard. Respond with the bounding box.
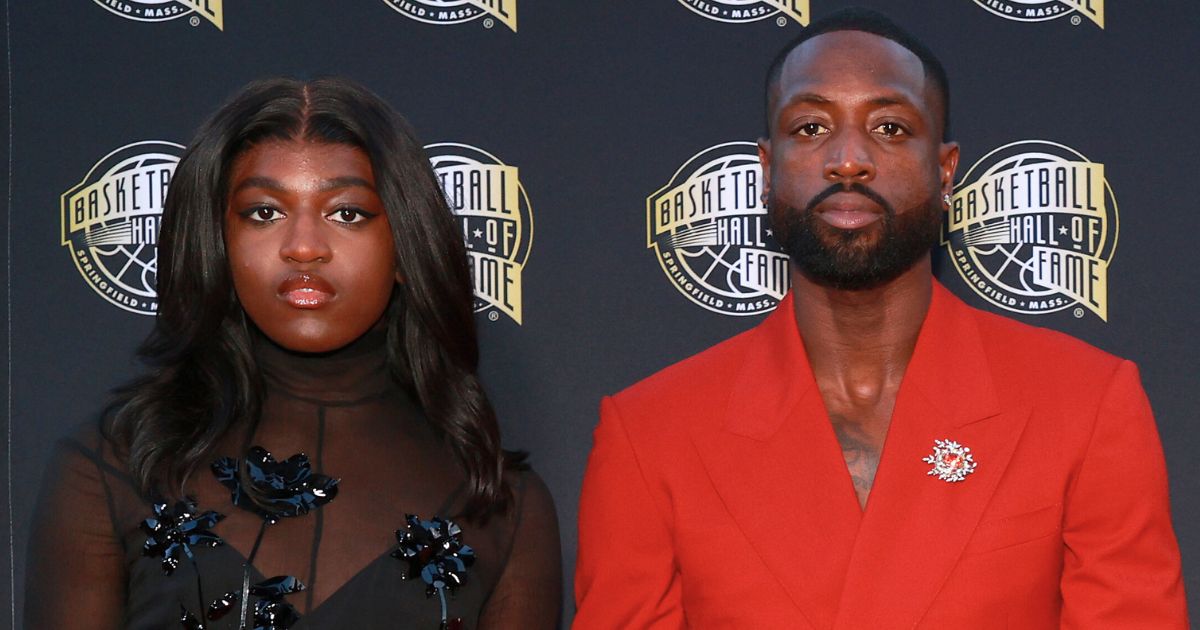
[771,183,943,291]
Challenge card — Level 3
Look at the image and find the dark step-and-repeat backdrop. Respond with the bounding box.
[4,1,1198,626]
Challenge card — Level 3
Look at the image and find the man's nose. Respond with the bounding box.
[823,130,876,184]
[279,212,332,264]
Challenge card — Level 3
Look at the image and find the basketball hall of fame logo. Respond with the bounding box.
[61,141,183,315]
[944,140,1117,321]
[427,143,531,324]
[380,0,517,32]
[93,0,224,29]
[647,142,789,316]
[677,0,808,25]
[972,0,1103,28]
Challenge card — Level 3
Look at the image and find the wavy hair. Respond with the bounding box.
[105,77,522,520]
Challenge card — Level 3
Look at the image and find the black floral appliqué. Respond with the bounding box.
[393,515,475,629]
[249,575,306,630]
[212,446,338,524]
[140,498,224,575]
[204,589,241,622]
[185,576,303,630]
[180,603,207,630]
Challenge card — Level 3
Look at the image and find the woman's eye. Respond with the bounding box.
[329,207,373,224]
[795,122,829,137]
[875,122,907,137]
[245,206,282,222]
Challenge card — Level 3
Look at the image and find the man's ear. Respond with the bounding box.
[758,138,773,204]
[939,141,960,197]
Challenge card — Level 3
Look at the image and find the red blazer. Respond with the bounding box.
[575,282,1187,629]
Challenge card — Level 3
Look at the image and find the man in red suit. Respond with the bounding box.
[574,8,1187,629]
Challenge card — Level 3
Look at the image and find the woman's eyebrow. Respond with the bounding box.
[318,176,375,192]
[230,176,375,193]
[231,176,284,193]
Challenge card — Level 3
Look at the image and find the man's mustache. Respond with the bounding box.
[802,183,895,217]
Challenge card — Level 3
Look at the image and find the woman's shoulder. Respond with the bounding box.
[506,467,557,522]
[525,469,558,510]
[48,414,112,467]
[497,467,560,563]
[481,467,562,625]
[40,413,139,500]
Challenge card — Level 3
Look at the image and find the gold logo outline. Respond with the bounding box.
[971,0,1103,28]
[647,141,789,317]
[91,0,224,30]
[944,139,1119,320]
[60,140,184,315]
[426,141,533,324]
[379,0,517,32]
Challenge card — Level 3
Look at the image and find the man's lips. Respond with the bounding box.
[277,273,336,309]
[814,194,883,229]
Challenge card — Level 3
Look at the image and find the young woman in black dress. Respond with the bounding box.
[26,77,561,630]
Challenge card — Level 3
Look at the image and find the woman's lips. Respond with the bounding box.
[277,273,336,309]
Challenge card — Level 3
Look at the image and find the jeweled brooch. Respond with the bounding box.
[922,439,977,482]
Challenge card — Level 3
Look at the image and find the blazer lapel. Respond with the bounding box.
[691,295,863,630]
[833,283,1031,629]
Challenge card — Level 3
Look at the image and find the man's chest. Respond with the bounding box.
[823,395,896,509]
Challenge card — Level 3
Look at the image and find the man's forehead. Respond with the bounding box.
[776,30,930,103]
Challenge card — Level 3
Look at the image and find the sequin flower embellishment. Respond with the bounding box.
[249,575,306,630]
[141,497,225,575]
[393,515,476,630]
[923,438,978,482]
[212,446,339,524]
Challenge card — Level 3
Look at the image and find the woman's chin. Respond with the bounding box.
[257,322,362,355]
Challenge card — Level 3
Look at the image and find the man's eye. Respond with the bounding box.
[329,207,374,224]
[875,122,907,137]
[244,206,282,222]
[795,122,829,137]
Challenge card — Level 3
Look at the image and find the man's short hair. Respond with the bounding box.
[764,8,951,140]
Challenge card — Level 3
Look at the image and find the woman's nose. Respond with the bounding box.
[279,212,331,264]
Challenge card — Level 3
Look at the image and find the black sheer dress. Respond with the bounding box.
[25,329,561,629]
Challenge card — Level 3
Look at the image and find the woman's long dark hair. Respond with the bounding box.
[105,77,522,520]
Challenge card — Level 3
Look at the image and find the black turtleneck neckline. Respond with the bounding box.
[252,325,396,405]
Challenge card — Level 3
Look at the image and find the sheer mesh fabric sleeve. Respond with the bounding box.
[25,437,127,630]
[477,471,562,630]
